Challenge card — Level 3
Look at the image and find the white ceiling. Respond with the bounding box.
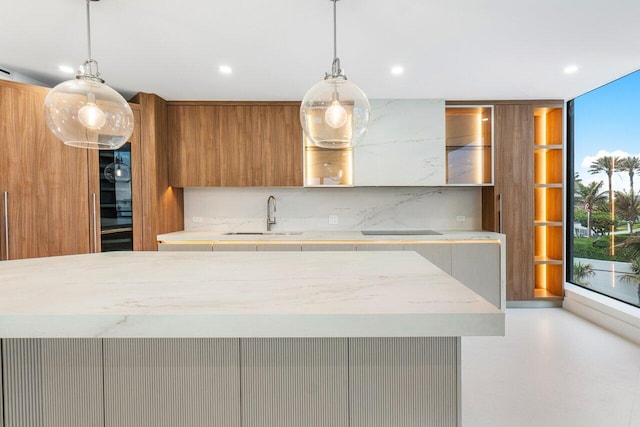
[2,0,640,102]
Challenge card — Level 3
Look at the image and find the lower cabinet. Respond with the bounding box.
[256,243,301,251]
[158,243,213,251]
[301,243,356,251]
[356,243,404,251]
[213,243,257,251]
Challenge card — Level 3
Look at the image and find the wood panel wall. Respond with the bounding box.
[132,93,184,251]
[0,79,90,260]
[494,104,535,301]
[130,107,144,251]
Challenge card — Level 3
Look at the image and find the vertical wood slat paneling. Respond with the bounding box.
[241,338,349,427]
[1,339,42,427]
[103,338,240,427]
[1,337,462,427]
[349,337,459,427]
[41,339,104,427]
[1,339,103,427]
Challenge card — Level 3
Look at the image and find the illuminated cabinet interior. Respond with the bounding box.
[533,107,564,298]
[303,137,353,187]
[445,106,493,185]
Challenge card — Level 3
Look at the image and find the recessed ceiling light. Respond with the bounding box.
[58,65,75,74]
[219,65,232,75]
[391,66,404,76]
[564,65,579,74]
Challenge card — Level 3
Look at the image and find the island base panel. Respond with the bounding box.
[1,337,460,427]
[2,339,104,427]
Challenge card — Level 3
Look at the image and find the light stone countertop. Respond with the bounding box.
[0,251,503,338]
[157,230,503,243]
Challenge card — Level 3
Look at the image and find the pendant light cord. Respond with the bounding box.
[332,0,337,61]
[328,0,345,79]
[86,0,92,61]
[79,0,103,82]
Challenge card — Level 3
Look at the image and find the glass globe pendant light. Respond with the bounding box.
[104,153,131,183]
[44,0,133,150]
[300,0,371,149]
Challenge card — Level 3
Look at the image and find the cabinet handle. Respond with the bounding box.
[92,193,98,253]
[3,191,8,260]
[498,193,503,234]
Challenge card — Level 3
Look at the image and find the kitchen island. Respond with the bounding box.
[157,229,507,310]
[0,251,503,427]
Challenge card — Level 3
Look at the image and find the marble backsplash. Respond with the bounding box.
[184,187,482,232]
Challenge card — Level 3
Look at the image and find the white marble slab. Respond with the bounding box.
[0,251,503,338]
[183,186,481,232]
[354,99,446,186]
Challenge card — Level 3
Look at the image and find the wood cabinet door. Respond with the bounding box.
[168,105,221,187]
[0,81,90,260]
[258,105,303,187]
[494,104,535,301]
[219,105,262,187]
[167,103,303,188]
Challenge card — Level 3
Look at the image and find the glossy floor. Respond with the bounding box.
[463,308,640,427]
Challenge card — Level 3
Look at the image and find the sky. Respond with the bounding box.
[574,69,640,192]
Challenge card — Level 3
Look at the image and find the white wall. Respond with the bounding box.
[184,187,482,232]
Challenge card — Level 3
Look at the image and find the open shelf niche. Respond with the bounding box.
[533,107,564,298]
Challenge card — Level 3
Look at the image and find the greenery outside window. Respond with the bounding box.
[569,70,640,307]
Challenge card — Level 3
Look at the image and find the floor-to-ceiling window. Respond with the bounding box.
[569,70,640,307]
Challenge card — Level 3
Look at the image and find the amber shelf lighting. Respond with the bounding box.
[533,106,564,298]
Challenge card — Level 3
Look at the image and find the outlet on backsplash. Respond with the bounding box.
[328,215,339,225]
[456,216,466,222]
[192,216,204,223]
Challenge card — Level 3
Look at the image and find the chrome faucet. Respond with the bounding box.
[267,195,277,231]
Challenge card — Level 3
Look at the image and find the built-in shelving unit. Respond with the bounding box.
[445,106,493,185]
[303,137,353,187]
[533,107,564,298]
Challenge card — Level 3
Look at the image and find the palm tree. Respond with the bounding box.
[618,258,640,304]
[615,189,640,233]
[588,156,620,209]
[589,156,620,255]
[575,181,606,207]
[574,172,582,188]
[618,259,640,284]
[618,156,640,194]
[618,236,640,260]
[573,262,595,286]
[575,180,606,237]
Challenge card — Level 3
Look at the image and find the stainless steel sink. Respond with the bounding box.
[223,232,302,236]
[361,230,442,235]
